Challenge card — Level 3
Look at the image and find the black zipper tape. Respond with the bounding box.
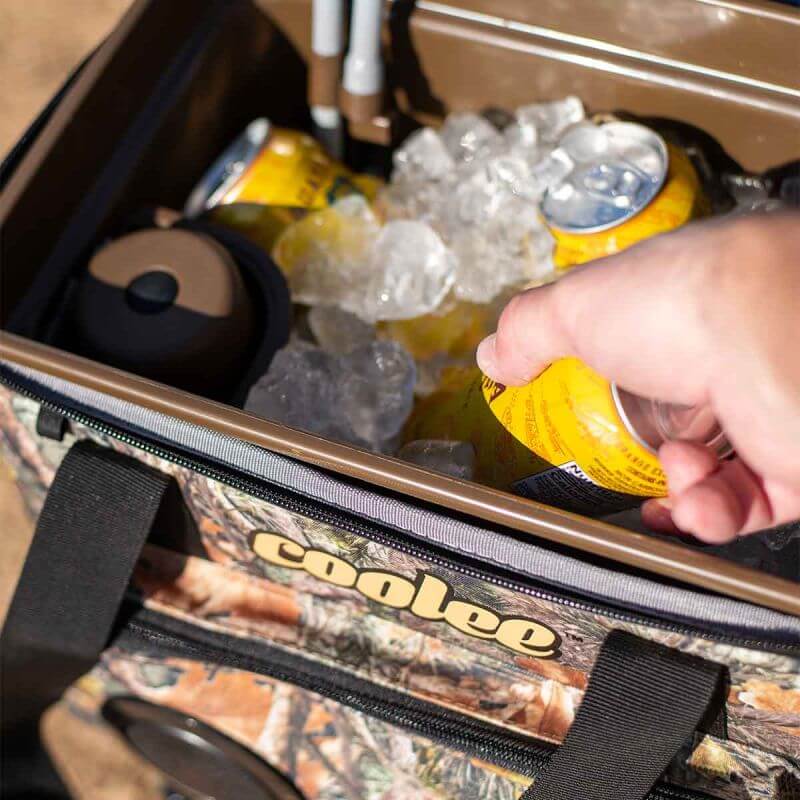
[1,365,797,656]
[116,605,712,800]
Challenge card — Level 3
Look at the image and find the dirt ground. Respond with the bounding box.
[0,0,132,156]
[0,0,132,590]
[1,2,167,796]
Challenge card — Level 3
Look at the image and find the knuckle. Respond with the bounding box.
[495,294,526,357]
[547,280,575,350]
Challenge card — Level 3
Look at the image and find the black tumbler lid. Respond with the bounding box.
[70,216,290,403]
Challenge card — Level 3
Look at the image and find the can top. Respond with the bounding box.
[612,384,731,458]
[541,122,669,234]
[185,118,271,218]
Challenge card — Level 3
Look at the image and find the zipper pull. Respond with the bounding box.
[35,407,69,441]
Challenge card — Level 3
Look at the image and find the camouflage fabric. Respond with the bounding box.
[2,386,799,799]
[76,650,532,800]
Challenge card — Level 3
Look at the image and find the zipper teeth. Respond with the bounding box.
[3,371,796,654]
[125,618,550,769]
[122,611,707,800]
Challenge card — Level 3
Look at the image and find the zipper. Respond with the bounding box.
[117,605,711,800]
[1,366,796,656]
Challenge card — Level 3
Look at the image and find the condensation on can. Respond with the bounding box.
[543,129,709,271]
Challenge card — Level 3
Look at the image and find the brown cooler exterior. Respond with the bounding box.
[1,2,799,799]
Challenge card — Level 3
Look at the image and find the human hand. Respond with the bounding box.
[476,212,800,543]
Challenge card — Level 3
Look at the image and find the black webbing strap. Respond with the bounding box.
[522,629,727,800]
[1,439,174,797]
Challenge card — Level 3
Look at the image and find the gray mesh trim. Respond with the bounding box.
[5,361,799,640]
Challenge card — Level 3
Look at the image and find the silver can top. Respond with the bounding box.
[184,118,271,218]
[540,122,669,234]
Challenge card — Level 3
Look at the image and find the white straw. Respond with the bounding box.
[311,0,346,156]
[343,0,384,97]
[312,0,345,57]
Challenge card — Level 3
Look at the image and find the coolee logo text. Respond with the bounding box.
[251,532,560,658]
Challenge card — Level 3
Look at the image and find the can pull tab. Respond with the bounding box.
[579,160,656,209]
[613,385,732,458]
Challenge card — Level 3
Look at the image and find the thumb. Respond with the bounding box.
[475,221,725,404]
[476,284,567,386]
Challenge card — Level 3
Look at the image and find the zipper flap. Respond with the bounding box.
[115,605,713,800]
[2,360,799,647]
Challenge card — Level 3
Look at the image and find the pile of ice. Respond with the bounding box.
[245,330,416,453]
[276,96,586,320]
[380,97,583,305]
[280,196,457,322]
[249,97,588,462]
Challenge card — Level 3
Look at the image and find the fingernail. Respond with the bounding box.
[476,334,499,379]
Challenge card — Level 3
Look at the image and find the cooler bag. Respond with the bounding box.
[1,1,799,799]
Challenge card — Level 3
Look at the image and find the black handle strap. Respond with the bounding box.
[522,629,727,800]
[1,439,175,797]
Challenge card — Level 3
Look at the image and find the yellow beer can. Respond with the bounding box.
[185,118,380,217]
[184,118,381,255]
[403,123,715,514]
[405,359,667,516]
[479,359,669,506]
[405,358,728,516]
[542,122,709,270]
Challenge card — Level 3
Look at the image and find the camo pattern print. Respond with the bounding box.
[2,387,799,799]
[76,650,533,800]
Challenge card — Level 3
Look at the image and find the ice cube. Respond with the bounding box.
[398,439,476,481]
[308,306,376,354]
[244,341,346,440]
[441,169,506,231]
[375,176,447,225]
[486,154,530,194]
[450,228,553,302]
[450,196,555,303]
[504,119,539,154]
[527,148,575,199]
[514,96,585,146]
[246,339,416,451]
[440,112,503,165]
[559,122,610,162]
[332,193,375,219]
[393,127,455,181]
[449,228,504,302]
[522,226,557,287]
[429,151,556,303]
[337,341,417,447]
[361,221,457,321]
[485,154,535,199]
[274,195,380,310]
